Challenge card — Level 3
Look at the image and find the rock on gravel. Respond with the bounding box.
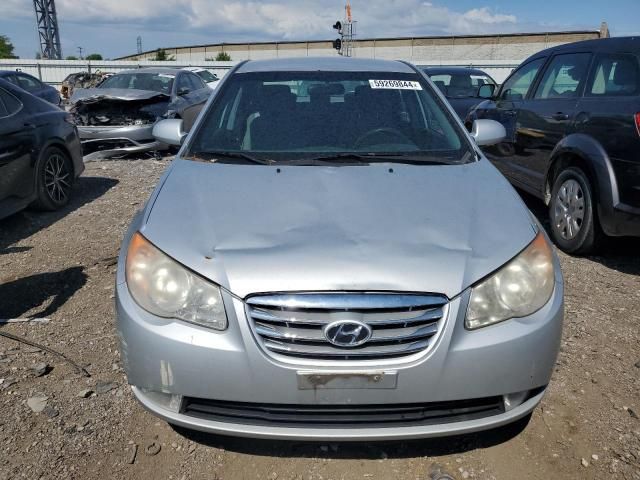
[27,395,48,413]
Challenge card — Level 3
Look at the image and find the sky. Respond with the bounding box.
[1,0,639,59]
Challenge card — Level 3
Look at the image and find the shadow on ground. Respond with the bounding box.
[518,189,640,276]
[0,176,118,255]
[173,414,530,459]
[0,266,87,319]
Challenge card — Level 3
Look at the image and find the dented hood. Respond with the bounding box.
[141,158,536,299]
[70,88,169,105]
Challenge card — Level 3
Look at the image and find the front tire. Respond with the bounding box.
[32,146,74,211]
[549,167,600,254]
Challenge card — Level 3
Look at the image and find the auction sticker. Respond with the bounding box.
[369,79,422,90]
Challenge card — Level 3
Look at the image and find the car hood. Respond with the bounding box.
[70,88,169,104]
[141,158,536,299]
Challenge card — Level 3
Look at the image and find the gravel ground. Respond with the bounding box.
[0,158,639,480]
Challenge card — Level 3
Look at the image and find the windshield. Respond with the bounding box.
[188,71,472,164]
[196,70,219,83]
[427,72,496,98]
[99,72,174,94]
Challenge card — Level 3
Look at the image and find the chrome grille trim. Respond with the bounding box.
[246,293,448,360]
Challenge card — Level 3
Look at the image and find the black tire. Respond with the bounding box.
[548,166,601,254]
[32,146,74,211]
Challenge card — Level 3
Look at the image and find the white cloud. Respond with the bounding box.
[3,0,518,38]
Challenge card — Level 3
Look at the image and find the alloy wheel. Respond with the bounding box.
[553,178,585,240]
[43,153,71,204]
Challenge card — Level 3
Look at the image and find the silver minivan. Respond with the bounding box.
[116,57,563,440]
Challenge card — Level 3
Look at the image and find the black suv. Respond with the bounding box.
[468,37,640,254]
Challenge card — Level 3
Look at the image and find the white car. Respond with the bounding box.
[182,67,220,89]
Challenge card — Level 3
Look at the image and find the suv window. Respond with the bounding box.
[588,53,640,96]
[0,87,22,117]
[499,58,546,101]
[16,73,42,92]
[534,53,591,99]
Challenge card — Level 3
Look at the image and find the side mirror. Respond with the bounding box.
[470,119,506,146]
[178,87,191,96]
[478,84,495,99]
[153,119,186,146]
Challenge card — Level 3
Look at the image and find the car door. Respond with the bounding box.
[509,52,592,193]
[0,86,37,205]
[575,51,640,209]
[481,57,547,186]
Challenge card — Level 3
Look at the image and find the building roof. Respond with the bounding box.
[116,29,604,60]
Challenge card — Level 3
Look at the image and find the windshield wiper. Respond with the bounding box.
[297,152,455,166]
[187,151,273,165]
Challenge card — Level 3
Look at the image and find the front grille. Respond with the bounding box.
[246,293,448,360]
[181,396,505,427]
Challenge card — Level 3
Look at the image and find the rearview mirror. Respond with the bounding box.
[178,87,191,96]
[477,84,495,99]
[153,119,187,146]
[470,119,506,147]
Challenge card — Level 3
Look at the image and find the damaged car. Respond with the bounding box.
[70,67,210,160]
[60,71,113,101]
[117,57,564,441]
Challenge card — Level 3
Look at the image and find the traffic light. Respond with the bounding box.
[332,38,342,51]
[333,21,342,33]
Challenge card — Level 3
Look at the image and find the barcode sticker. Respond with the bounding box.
[369,79,423,90]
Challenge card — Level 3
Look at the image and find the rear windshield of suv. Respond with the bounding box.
[188,71,473,164]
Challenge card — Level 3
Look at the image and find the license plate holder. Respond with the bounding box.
[297,371,398,390]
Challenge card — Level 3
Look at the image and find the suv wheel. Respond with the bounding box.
[549,167,600,254]
[32,146,74,211]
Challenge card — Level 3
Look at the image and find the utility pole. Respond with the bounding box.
[331,1,356,57]
[33,0,62,59]
[77,46,84,59]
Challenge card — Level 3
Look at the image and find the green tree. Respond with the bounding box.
[0,35,18,59]
[65,55,79,60]
[215,52,231,61]
[86,53,102,60]
[151,49,174,61]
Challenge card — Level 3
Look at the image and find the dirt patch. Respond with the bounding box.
[0,159,638,480]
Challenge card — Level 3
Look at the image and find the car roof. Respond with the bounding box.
[0,70,33,77]
[115,67,182,76]
[525,36,640,62]
[418,66,491,76]
[236,56,415,74]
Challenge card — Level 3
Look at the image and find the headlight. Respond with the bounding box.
[125,233,227,330]
[466,232,555,329]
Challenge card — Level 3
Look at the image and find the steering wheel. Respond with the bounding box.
[354,127,412,149]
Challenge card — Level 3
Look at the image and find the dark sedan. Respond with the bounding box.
[0,79,84,220]
[0,70,61,106]
[419,67,497,121]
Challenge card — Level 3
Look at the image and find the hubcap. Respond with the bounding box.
[553,179,585,240]
[44,153,70,204]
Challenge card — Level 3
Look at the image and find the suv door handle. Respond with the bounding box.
[552,112,570,121]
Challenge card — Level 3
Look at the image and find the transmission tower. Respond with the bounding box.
[137,36,143,55]
[33,0,62,59]
[331,1,356,57]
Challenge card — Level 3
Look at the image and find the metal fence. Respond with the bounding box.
[0,59,237,87]
[0,58,519,89]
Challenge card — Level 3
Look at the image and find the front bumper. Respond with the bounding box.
[77,124,166,160]
[116,264,563,440]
